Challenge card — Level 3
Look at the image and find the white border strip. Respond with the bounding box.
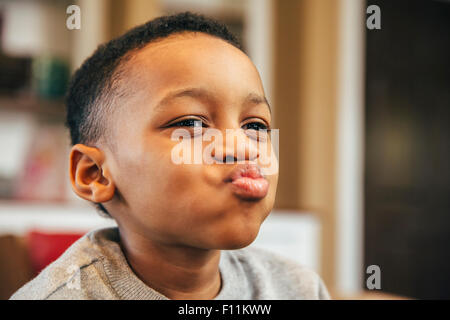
[335,0,366,294]
[245,0,274,111]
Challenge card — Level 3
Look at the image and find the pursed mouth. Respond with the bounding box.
[225,163,269,200]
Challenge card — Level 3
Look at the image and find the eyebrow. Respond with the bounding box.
[245,92,272,113]
[154,87,272,114]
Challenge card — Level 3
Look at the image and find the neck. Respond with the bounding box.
[118,227,222,300]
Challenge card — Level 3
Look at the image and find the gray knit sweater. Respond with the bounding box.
[10,227,330,300]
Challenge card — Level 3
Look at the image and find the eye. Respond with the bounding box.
[242,121,271,142]
[242,122,268,131]
[169,118,207,128]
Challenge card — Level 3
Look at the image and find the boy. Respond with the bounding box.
[11,12,330,300]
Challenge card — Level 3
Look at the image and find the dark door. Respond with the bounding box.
[365,0,450,299]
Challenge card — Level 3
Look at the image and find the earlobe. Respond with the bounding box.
[69,144,115,203]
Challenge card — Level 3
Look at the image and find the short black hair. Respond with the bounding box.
[65,12,242,217]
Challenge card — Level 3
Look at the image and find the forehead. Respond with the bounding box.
[123,33,265,101]
[131,32,248,68]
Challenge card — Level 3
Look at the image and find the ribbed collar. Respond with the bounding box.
[90,227,246,300]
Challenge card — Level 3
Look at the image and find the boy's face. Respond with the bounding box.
[103,33,278,249]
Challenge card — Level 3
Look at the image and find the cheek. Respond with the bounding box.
[117,137,213,215]
[268,173,279,195]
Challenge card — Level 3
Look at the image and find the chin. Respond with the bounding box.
[220,239,255,250]
[212,224,261,250]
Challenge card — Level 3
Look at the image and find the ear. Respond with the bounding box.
[69,144,115,203]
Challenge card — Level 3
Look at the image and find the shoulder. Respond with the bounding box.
[9,228,117,300]
[226,246,330,300]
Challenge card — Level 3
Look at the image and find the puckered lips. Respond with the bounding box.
[224,163,269,201]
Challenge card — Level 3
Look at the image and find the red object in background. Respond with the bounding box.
[26,230,85,275]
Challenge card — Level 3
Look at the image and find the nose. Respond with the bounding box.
[211,129,259,164]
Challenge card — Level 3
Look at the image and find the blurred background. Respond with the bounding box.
[0,0,449,300]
